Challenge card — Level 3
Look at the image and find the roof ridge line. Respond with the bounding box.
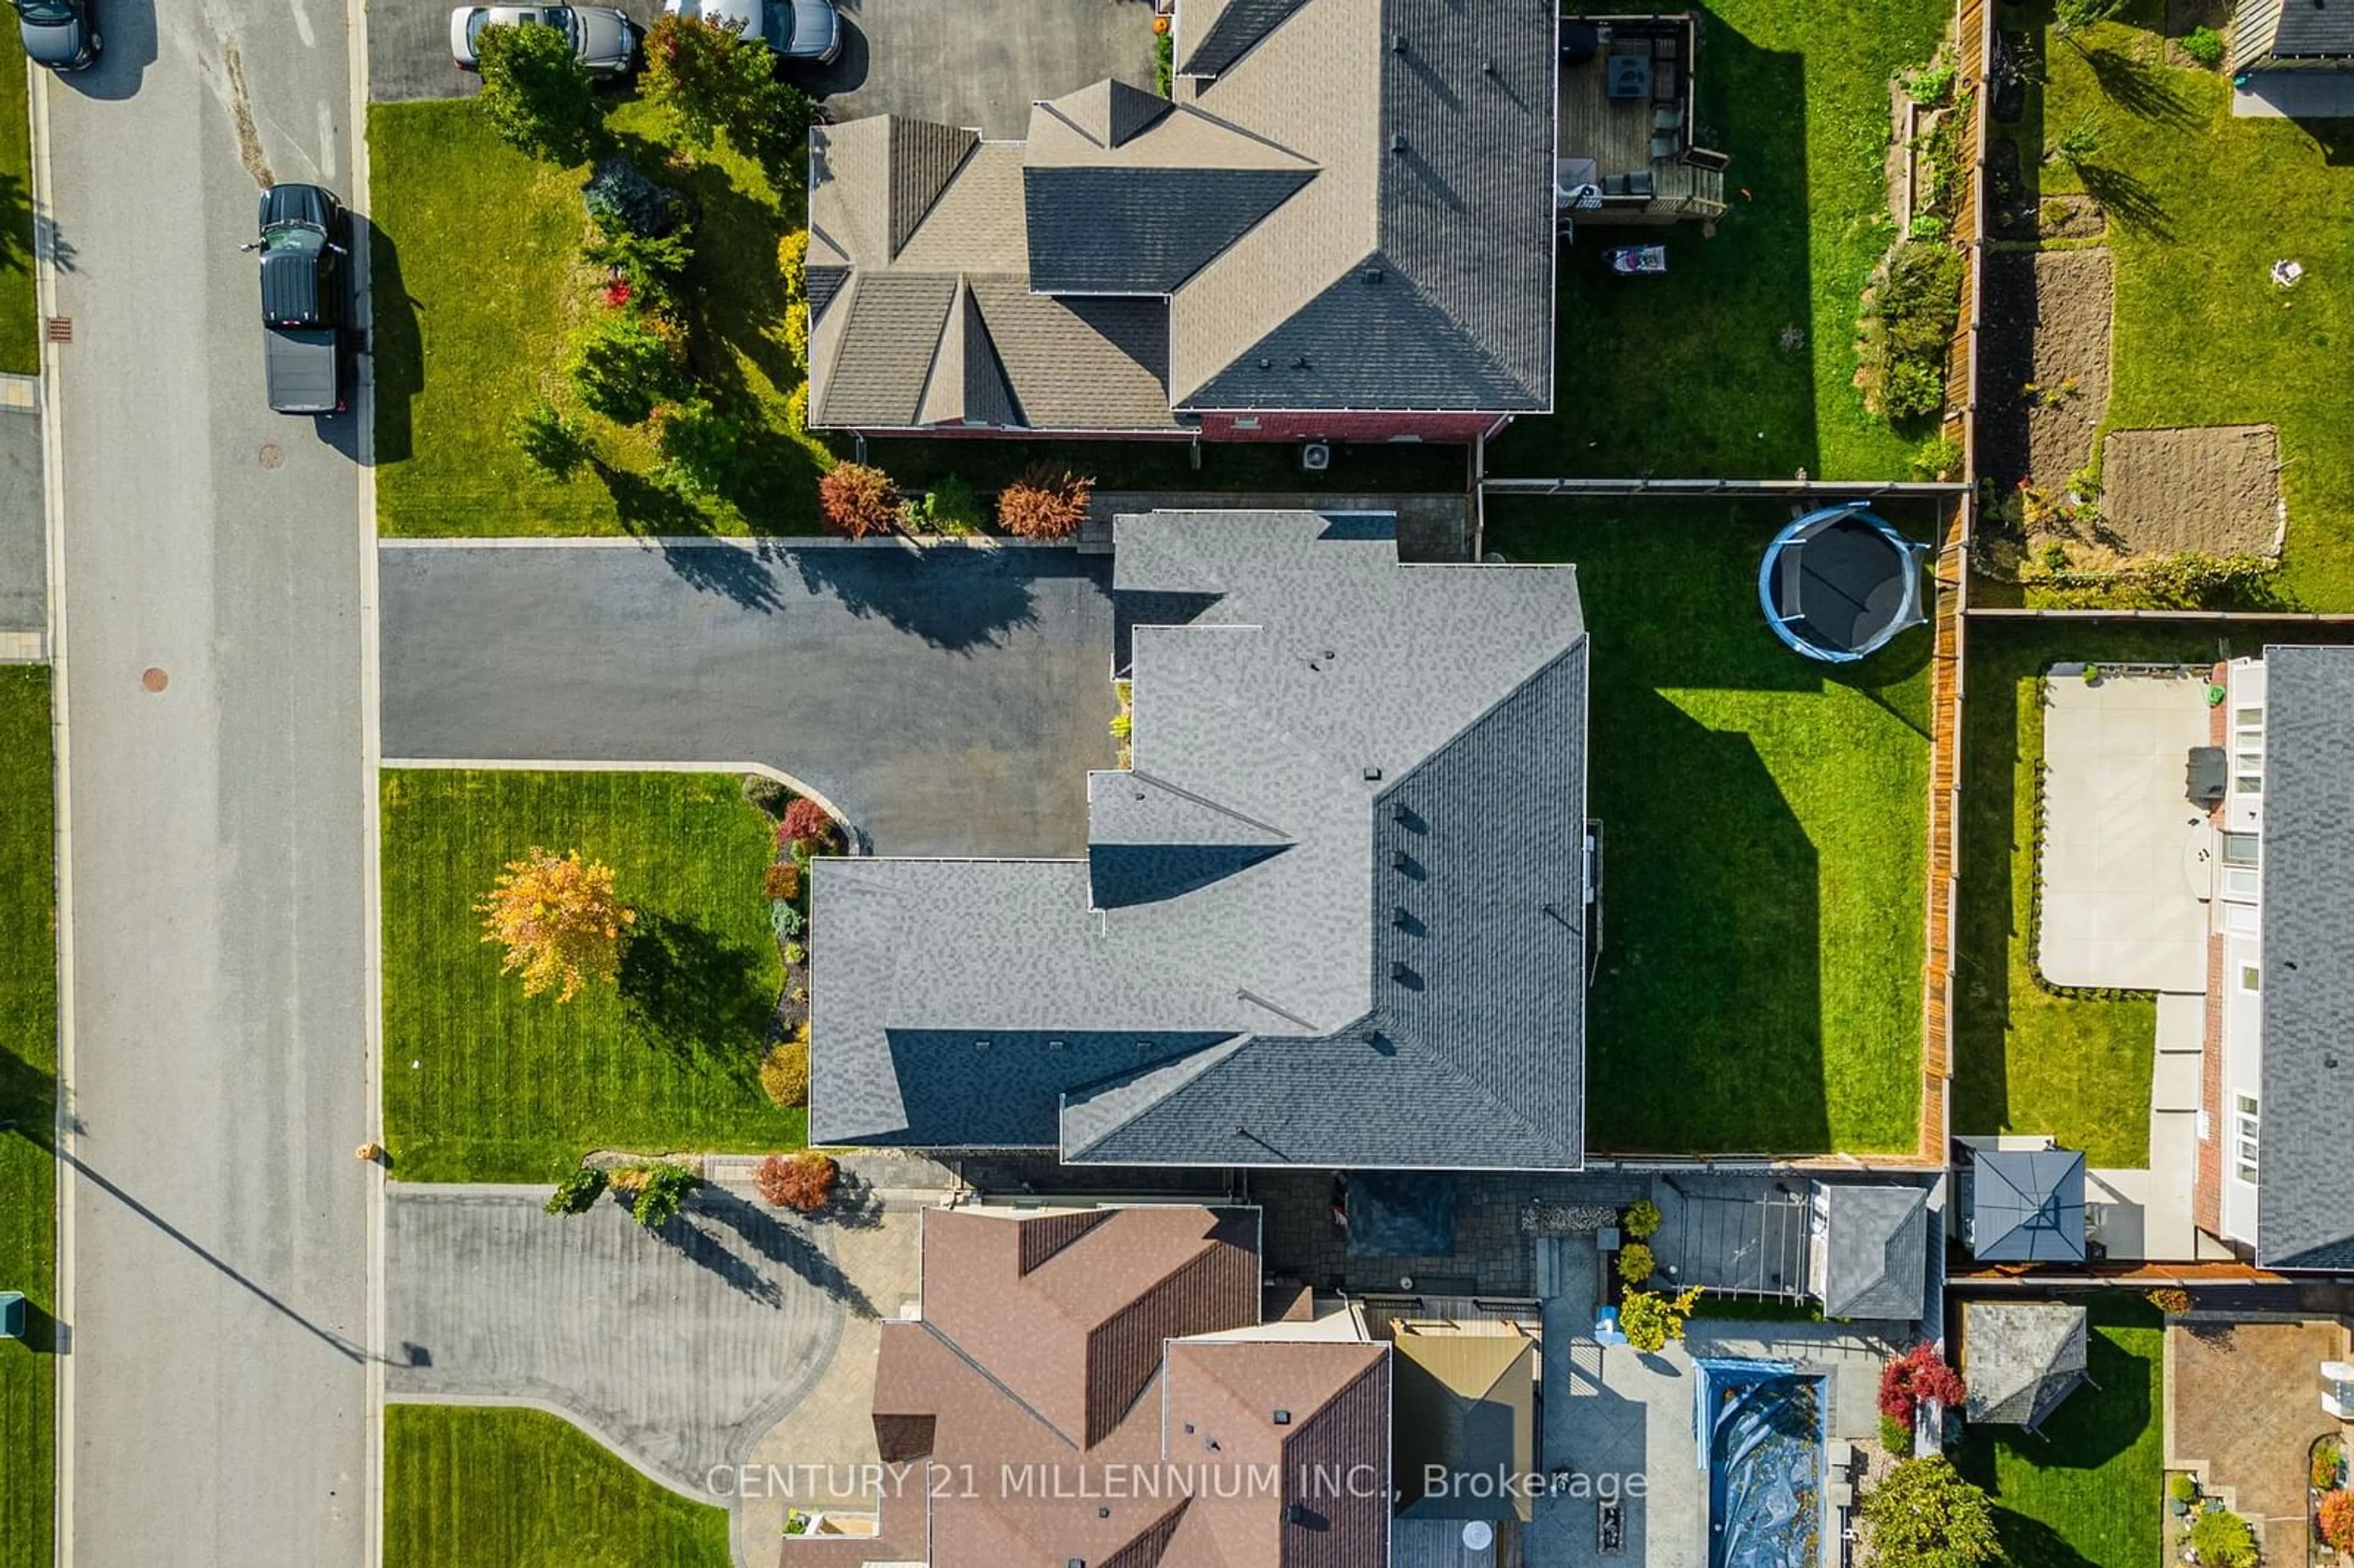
[1376,252,1550,405]
[1126,766,1293,843]
[915,1317,1086,1452]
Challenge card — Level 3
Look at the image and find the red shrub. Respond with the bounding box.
[818,463,899,539]
[2321,1492,2354,1554]
[777,797,836,850]
[1878,1344,1967,1426]
[603,277,633,310]
[755,1151,837,1212]
[996,466,1093,540]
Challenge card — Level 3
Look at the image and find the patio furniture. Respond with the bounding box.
[1651,132,1680,161]
[1560,18,1599,61]
[1628,169,1655,197]
[1607,52,1652,99]
[0,1291,21,1340]
[1654,104,1683,130]
[1607,246,1667,275]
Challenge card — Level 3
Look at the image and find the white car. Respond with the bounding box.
[663,0,841,62]
[449,5,638,75]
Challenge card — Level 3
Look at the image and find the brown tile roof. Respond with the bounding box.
[791,1205,1391,1568]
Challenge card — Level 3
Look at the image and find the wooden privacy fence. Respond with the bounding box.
[1918,0,1996,1163]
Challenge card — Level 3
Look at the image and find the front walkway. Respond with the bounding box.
[2233,72,2354,118]
[2167,1316,2350,1567]
[2037,668,2212,991]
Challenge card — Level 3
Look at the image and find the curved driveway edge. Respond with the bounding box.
[376,540,1118,857]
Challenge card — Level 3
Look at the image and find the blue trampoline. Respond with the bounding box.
[1696,1358,1827,1568]
[1758,505,1931,663]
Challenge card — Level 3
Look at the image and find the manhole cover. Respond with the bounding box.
[140,667,168,692]
[257,442,283,470]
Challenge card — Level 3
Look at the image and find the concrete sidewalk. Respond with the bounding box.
[0,375,44,658]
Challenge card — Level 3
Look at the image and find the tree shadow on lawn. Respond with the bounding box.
[2082,44,2200,129]
[1485,21,1815,478]
[1583,691,1829,1154]
[592,459,796,611]
[619,912,777,1075]
[676,1187,880,1318]
[2076,161,2171,238]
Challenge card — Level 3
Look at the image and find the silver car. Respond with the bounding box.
[663,0,840,63]
[449,6,638,75]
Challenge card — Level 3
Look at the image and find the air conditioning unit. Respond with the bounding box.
[1300,441,1332,471]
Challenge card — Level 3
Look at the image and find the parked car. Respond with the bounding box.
[12,0,97,72]
[662,0,840,63]
[449,6,637,75]
[243,184,349,416]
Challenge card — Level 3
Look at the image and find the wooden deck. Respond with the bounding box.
[1555,14,1726,224]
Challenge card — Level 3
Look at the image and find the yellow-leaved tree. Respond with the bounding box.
[476,847,636,1002]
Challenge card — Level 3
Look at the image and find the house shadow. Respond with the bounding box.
[1484,19,1815,478]
[1583,690,1827,1154]
[1947,639,2028,1140]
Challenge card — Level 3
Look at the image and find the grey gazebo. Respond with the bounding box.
[1963,1301,2093,1431]
[1967,1147,2088,1262]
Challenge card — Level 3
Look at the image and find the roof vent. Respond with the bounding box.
[974,1038,991,1052]
[1362,265,1385,284]
[1098,1506,1112,1518]
[1292,354,1311,370]
[1272,1408,1292,1425]
[1392,31,1407,50]
[1047,1038,1066,1051]
[1363,765,1382,781]
[1258,356,1273,370]
[1390,961,1412,982]
[1482,58,1496,74]
[1391,133,1409,154]
[1184,1422,1195,1434]
[1203,1434,1219,1451]
[1286,1503,1309,1524]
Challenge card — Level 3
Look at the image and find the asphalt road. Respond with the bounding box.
[43,4,373,1565]
[378,541,1118,856]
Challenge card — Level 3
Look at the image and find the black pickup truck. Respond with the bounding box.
[248,184,349,416]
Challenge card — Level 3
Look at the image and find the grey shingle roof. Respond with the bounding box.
[802,0,1554,431]
[2255,644,2354,1271]
[1963,1302,2089,1429]
[2235,0,2354,61]
[1967,1148,2087,1262]
[810,509,1588,1169]
[1817,1183,1930,1322]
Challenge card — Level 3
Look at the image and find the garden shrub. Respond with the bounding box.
[755,1151,837,1212]
[1860,1458,2000,1568]
[760,1037,810,1107]
[779,798,837,850]
[475,20,597,162]
[1878,1344,1966,1428]
[2318,1436,2347,1490]
[1910,435,1964,481]
[642,13,817,162]
[2169,1471,2200,1505]
[582,156,695,238]
[586,226,697,314]
[2144,1285,2192,1315]
[743,774,790,815]
[1881,1412,1912,1456]
[508,398,592,481]
[902,474,984,536]
[1902,61,1957,105]
[1622,1198,1662,1240]
[2188,1507,2257,1568]
[1860,238,1962,424]
[2181,25,2223,66]
[629,1162,700,1228]
[763,862,801,901]
[996,466,1094,540]
[543,1166,609,1215]
[818,463,899,538]
[566,314,688,425]
[783,938,805,965]
[783,382,810,434]
[649,396,741,499]
[770,900,805,938]
[1616,1242,1655,1285]
[1618,1286,1702,1352]
[2319,1490,2354,1553]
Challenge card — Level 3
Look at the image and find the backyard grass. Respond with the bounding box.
[0,668,54,1568]
[0,29,36,376]
[380,769,802,1182]
[1490,0,1950,481]
[1956,1295,2165,1568]
[2005,0,2354,607]
[385,1404,731,1568]
[370,96,828,538]
[1486,498,1929,1154]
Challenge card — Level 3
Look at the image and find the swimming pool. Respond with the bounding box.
[1698,1360,1827,1568]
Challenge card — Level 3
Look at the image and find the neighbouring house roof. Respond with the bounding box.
[802,0,1555,432]
[1815,1182,1930,1322]
[1962,1301,2090,1429]
[2233,0,2354,69]
[809,509,1590,1169]
[790,1203,1390,1568]
[1966,1148,2087,1262]
[1390,1332,1536,1521]
[2255,644,2354,1271]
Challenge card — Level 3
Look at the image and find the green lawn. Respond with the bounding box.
[1487,499,1928,1154]
[2009,0,2354,607]
[1956,1295,2165,1568]
[0,668,55,1568]
[381,769,801,1182]
[1490,0,1949,481]
[386,1404,731,1568]
[0,29,36,376]
[371,96,829,537]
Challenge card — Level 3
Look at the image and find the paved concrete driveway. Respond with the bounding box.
[371,0,1156,131]
[386,1183,852,1496]
[378,540,1117,856]
[2036,668,2213,991]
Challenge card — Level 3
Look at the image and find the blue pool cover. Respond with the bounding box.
[1696,1358,1826,1568]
